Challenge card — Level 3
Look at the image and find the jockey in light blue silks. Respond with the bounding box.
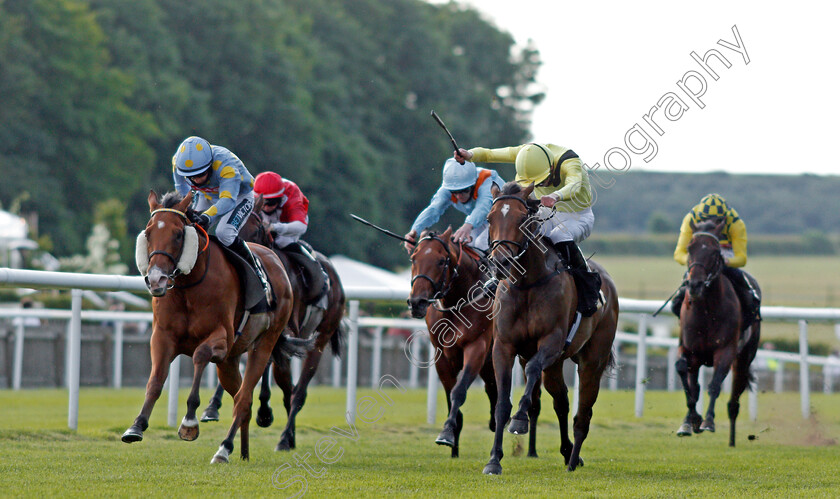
[404,158,505,253]
[172,136,269,294]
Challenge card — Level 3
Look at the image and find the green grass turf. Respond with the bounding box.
[1,386,838,497]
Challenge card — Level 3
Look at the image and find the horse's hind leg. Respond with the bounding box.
[180,338,227,441]
[479,351,498,432]
[122,337,176,443]
[200,383,225,423]
[728,325,759,447]
[527,376,542,458]
[676,355,703,436]
[209,357,243,463]
[256,362,274,428]
[542,361,572,465]
[277,334,327,452]
[567,353,611,472]
[701,348,736,433]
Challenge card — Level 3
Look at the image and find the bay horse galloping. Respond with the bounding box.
[200,199,346,451]
[675,218,761,446]
[122,191,302,464]
[482,182,618,475]
[406,227,535,459]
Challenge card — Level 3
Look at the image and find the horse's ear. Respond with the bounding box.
[148,190,160,212]
[176,192,193,213]
[522,182,535,199]
[441,226,453,241]
[713,217,726,233]
[255,195,265,213]
[491,184,501,199]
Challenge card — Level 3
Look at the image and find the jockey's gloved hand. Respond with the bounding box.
[194,213,211,230]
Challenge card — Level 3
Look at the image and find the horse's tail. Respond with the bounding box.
[604,344,619,379]
[330,317,350,358]
[276,332,316,359]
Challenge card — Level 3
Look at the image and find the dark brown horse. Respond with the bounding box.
[122,191,301,463]
[200,198,346,451]
[675,218,760,446]
[406,227,539,458]
[482,182,618,475]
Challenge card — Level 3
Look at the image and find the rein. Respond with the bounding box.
[410,235,459,304]
[147,208,210,289]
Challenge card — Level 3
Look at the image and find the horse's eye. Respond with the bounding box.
[438,259,446,266]
[175,230,184,241]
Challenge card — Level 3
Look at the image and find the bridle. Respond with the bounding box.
[687,231,724,288]
[487,195,534,264]
[247,211,271,246]
[410,234,459,304]
[146,207,210,290]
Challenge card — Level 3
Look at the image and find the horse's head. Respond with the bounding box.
[140,190,199,296]
[686,217,725,298]
[486,182,540,279]
[407,227,455,318]
[240,195,273,246]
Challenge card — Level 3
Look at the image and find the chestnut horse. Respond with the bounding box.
[675,218,761,446]
[122,191,300,464]
[200,201,346,451]
[406,228,541,458]
[482,182,618,475]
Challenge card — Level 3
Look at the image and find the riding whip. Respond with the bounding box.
[652,284,684,317]
[430,110,460,153]
[350,214,413,244]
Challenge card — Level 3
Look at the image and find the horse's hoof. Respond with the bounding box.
[200,408,220,423]
[567,456,584,471]
[483,462,502,475]
[211,445,230,464]
[275,441,292,452]
[121,427,143,443]
[676,423,693,436]
[178,424,199,441]
[256,407,274,428]
[700,421,715,433]
[435,427,456,447]
[507,417,529,435]
[527,451,539,458]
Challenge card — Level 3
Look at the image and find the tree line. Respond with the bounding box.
[0,0,542,270]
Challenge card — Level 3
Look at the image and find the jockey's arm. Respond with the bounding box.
[204,164,242,220]
[410,187,452,234]
[464,180,495,228]
[551,157,585,204]
[172,162,191,197]
[726,219,748,267]
[271,220,307,237]
[468,145,525,164]
[673,214,693,266]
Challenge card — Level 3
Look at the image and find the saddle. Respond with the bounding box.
[215,237,275,314]
[281,241,329,309]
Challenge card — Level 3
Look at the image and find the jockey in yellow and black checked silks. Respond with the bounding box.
[674,193,748,268]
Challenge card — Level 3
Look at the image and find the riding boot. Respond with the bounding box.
[553,241,602,317]
[283,242,329,309]
[671,281,688,318]
[722,267,761,331]
[230,237,271,303]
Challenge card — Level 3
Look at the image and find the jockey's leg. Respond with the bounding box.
[547,209,600,317]
[671,276,688,318]
[216,193,270,301]
[722,267,760,330]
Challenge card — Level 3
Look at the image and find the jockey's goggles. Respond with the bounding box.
[449,186,472,195]
[264,197,282,207]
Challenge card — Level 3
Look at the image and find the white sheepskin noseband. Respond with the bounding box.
[135,225,199,276]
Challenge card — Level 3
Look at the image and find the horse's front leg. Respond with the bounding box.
[179,335,228,441]
[676,354,703,436]
[701,347,737,433]
[122,332,176,443]
[509,334,562,436]
[483,340,515,475]
[437,339,488,458]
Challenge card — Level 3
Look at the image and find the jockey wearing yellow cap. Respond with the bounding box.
[670,194,761,328]
[454,143,601,316]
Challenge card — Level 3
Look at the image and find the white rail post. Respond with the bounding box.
[697,367,706,413]
[608,342,620,391]
[512,359,524,389]
[67,289,82,430]
[12,321,24,390]
[666,346,678,392]
[634,315,648,418]
[112,321,124,389]
[426,335,438,425]
[799,320,810,419]
[331,354,342,388]
[205,362,216,388]
[371,326,383,388]
[345,300,359,421]
[408,334,420,389]
[748,378,758,421]
[167,355,181,427]
[291,356,302,386]
[572,367,580,416]
[775,361,785,393]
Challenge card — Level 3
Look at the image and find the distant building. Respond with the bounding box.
[0,209,38,268]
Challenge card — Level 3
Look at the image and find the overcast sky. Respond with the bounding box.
[433,0,839,175]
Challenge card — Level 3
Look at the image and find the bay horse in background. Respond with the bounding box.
[675,218,761,447]
[407,228,541,458]
[123,190,304,464]
[483,182,618,475]
[201,195,347,451]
